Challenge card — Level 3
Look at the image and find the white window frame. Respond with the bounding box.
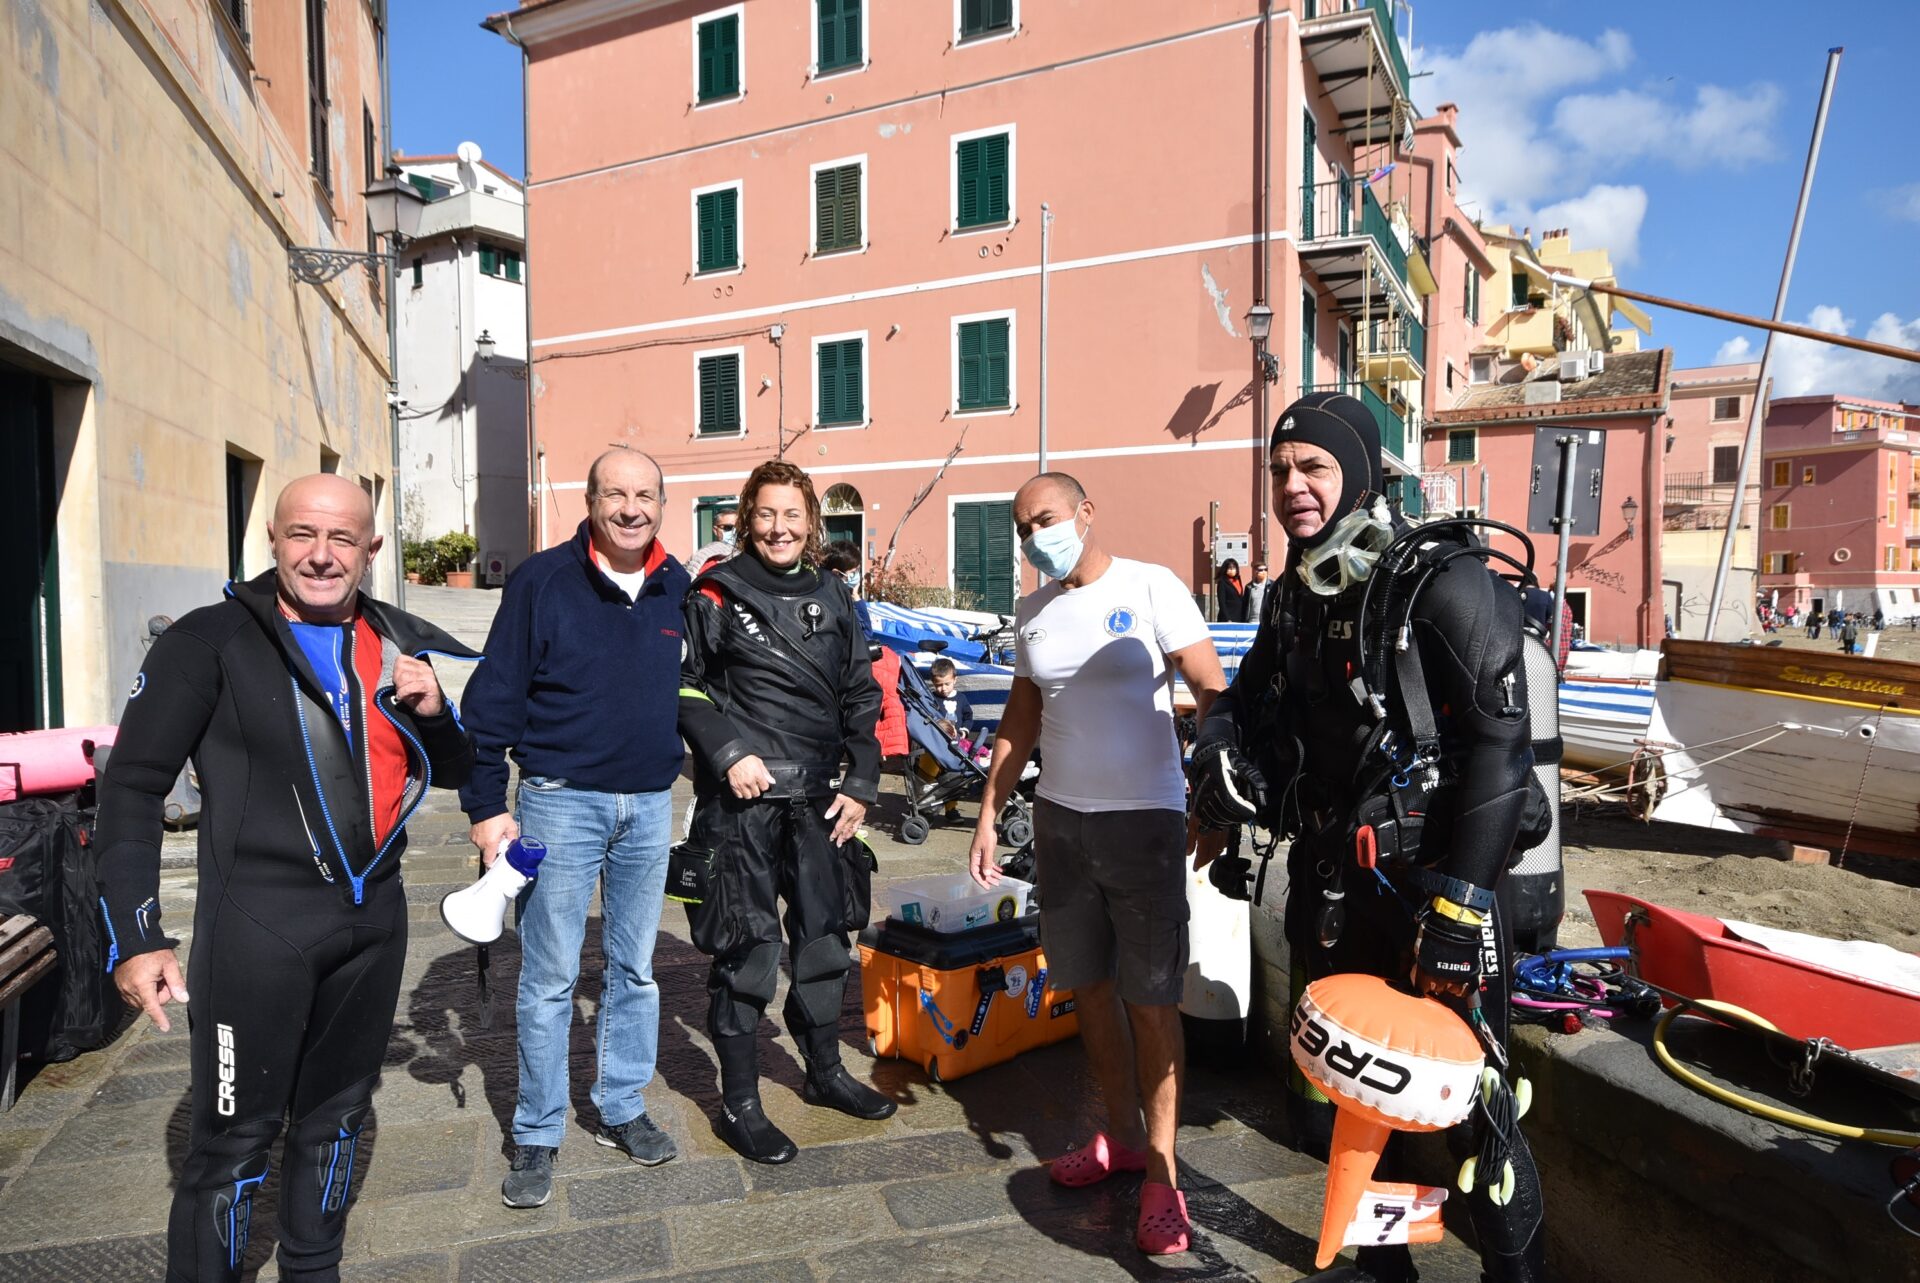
[950,308,1017,419]
[946,490,1020,607]
[692,344,748,440]
[952,0,1020,47]
[1563,588,1591,637]
[1469,354,1492,384]
[811,328,871,431]
[689,178,744,278]
[949,123,1016,237]
[807,153,869,256]
[809,0,869,79]
[690,3,746,108]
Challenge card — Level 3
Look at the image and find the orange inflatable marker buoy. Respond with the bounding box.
[1290,974,1483,1269]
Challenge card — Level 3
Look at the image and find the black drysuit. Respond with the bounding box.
[676,555,882,1053]
[95,574,476,1283]
[1197,539,1547,1283]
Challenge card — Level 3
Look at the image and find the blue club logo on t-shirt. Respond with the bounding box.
[1104,607,1136,637]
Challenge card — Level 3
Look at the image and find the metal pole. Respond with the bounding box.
[1038,202,1052,474]
[1550,435,1579,659]
[1256,0,1273,562]
[1479,467,1490,519]
[1207,499,1221,620]
[379,23,404,610]
[1706,47,1842,638]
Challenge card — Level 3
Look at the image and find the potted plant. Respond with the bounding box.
[403,539,437,585]
[435,532,479,589]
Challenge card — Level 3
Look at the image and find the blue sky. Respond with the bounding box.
[392,2,1920,398]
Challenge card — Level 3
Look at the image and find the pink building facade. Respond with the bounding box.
[489,0,1429,611]
[1423,350,1671,649]
[1758,395,1920,621]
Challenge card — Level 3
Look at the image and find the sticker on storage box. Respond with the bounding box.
[1026,968,1048,1018]
[1005,965,1028,996]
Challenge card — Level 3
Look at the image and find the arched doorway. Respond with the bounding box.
[822,483,863,551]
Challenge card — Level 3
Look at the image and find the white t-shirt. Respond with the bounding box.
[603,565,647,601]
[1014,556,1211,812]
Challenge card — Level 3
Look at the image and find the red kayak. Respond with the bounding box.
[1586,889,1920,1052]
[0,726,117,802]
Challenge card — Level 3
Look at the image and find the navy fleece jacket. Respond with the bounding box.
[459,522,691,821]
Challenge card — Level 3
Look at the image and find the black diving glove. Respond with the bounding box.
[1412,899,1487,993]
[1188,741,1269,831]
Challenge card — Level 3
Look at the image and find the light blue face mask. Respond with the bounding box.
[1021,515,1085,580]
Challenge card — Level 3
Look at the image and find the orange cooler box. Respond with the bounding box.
[859,915,1078,1082]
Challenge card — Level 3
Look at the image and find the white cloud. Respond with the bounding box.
[1880,183,1920,224]
[1412,24,1781,261]
[1532,184,1649,266]
[1713,306,1920,401]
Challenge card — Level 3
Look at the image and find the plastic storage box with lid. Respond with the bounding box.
[859,915,1077,1082]
[880,872,1033,934]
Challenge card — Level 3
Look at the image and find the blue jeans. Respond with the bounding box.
[511,778,672,1147]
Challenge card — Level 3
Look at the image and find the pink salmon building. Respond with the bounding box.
[486,0,1434,611]
[1758,395,1920,622]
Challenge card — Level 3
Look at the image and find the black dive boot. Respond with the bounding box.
[799,1025,897,1121]
[713,1034,797,1164]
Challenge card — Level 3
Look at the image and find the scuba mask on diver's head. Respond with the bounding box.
[1296,499,1395,596]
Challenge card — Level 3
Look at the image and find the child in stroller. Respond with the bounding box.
[894,644,1034,851]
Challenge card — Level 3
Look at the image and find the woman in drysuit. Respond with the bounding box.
[1189,392,1548,1281]
[677,459,894,1164]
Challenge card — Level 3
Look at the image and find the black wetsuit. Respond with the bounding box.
[676,554,882,1059]
[95,574,476,1283]
[1198,533,1547,1283]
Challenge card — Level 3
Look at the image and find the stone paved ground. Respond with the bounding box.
[0,588,1482,1282]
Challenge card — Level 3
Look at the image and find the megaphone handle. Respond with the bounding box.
[475,858,495,1029]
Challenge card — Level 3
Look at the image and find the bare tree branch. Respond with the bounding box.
[882,423,971,570]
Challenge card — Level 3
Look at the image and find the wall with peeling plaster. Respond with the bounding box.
[1,0,394,723]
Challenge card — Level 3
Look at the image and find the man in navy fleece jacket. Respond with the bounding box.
[459,448,691,1209]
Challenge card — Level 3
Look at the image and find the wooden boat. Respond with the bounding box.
[1560,646,1659,773]
[1638,640,1920,858]
[0,726,117,802]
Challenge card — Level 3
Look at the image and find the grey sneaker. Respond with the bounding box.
[501,1144,556,1208]
[596,1113,678,1166]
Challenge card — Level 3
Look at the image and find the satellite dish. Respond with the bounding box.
[456,141,483,166]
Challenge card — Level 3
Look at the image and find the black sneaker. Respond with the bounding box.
[501,1145,556,1209]
[595,1113,678,1166]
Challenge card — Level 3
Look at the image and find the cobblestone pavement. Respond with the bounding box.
[0,588,1481,1282]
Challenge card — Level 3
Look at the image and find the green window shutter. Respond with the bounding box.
[983,318,1009,407]
[981,499,1013,612]
[840,338,863,422]
[1448,430,1476,464]
[815,164,860,252]
[698,188,737,272]
[818,0,860,71]
[1512,269,1530,309]
[699,15,739,100]
[956,134,1007,228]
[957,321,984,409]
[505,250,522,283]
[408,174,435,201]
[479,244,497,276]
[818,342,841,424]
[410,257,422,288]
[953,503,984,605]
[962,0,1011,37]
[700,354,741,434]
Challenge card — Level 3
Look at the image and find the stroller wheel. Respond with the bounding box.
[900,816,931,845]
[1000,817,1033,849]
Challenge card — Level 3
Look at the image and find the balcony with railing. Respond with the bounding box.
[1357,310,1426,381]
[1299,0,1409,146]
[1301,178,1407,286]
[1359,382,1407,464]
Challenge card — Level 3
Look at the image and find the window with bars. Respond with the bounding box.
[816,337,865,426]
[814,163,861,253]
[696,187,739,273]
[1447,430,1476,464]
[307,0,331,194]
[698,353,742,436]
[223,0,249,38]
[956,318,1010,411]
[1711,445,1740,485]
[1712,395,1743,420]
[697,13,740,101]
[960,0,1014,38]
[817,0,862,72]
[955,133,1009,229]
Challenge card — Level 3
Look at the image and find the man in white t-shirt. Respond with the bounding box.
[968,472,1226,1257]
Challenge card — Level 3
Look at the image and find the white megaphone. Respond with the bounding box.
[440,837,547,944]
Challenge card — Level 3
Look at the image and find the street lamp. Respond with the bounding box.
[1621,494,1640,539]
[475,330,497,363]
[1245,303,1279,384]
[288,166,427,285]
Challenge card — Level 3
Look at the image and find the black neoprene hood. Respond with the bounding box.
[1269,392,1386,548]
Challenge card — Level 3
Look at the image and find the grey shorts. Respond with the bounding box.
[1031,797,1190,1006]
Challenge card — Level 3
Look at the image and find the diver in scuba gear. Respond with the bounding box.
[677,460,896,1164]
[1190,392,1547,1282]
